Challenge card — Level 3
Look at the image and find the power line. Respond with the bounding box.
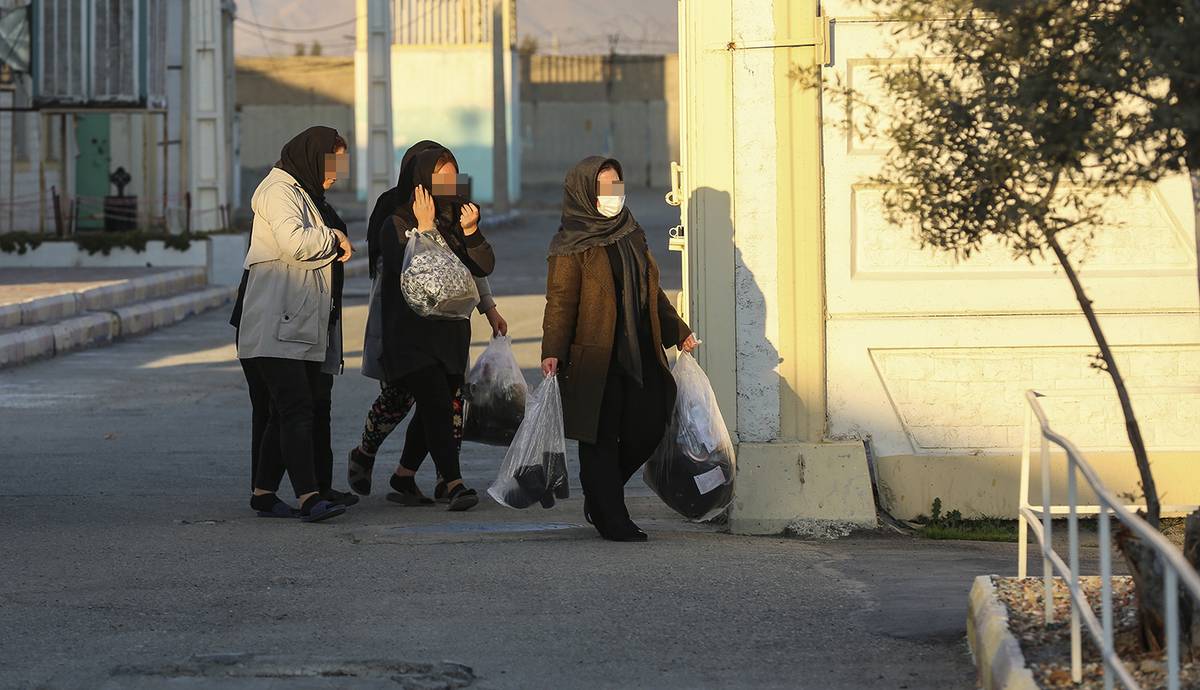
[243,0,275,59]
[235,15,360,34]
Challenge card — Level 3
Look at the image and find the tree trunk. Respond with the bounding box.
[1045,229,1165,651]
[1044,232,1160,527]
[1191,170,1200,318]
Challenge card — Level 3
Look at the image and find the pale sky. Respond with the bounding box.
[235,0,678,57]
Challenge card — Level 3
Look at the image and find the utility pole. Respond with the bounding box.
[605,33,619,157]
[358,0,394,217]
[491,0,511,213]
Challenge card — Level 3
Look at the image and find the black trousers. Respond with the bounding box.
[239,358,271,492]
[241,357,323,497]
[312,372,334,492]
[578,362,669,534]
[398,365,465,483]
[242,362,335,495]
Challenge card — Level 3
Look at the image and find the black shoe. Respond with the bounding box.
[388,474,435,506]
[604,528,648,542]
[300,498,346,523]
[446,484,479,512]
[321,489,360,507]
[347,448,376,496]
[434,479,450,504]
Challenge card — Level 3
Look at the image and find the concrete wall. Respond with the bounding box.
[520,54,678,188]
[235,58,357,209]
[678,0,1200,529]
[677,0,875,535]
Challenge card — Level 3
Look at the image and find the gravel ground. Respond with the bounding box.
[995,576,1200,689]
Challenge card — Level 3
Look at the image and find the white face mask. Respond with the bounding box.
[597,195,625,218]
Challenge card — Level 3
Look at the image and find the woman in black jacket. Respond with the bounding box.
[365,143,494,511]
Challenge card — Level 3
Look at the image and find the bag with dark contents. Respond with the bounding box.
[400,229,479,319]
[463,337,528,446]
[643,352,736,521]
[488,375,569,509]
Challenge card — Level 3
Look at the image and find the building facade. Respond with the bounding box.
[0,0,236,235]
[674,0,1200,533]
[355,0,520,207]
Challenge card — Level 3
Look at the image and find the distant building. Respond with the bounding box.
[355,0,521,207]
[0,0,236,234]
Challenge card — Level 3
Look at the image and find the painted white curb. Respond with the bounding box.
[0,267,207,330]
[968,576,1040,690]
[0,286,236,369]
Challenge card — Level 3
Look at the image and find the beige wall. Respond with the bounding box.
[520,54,678,188]
[819,3,1200,519]
[235,57,357,202]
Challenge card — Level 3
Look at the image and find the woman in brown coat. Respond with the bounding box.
[541,156,698,542]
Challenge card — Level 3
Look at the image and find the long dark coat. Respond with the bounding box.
[541,244,692,444]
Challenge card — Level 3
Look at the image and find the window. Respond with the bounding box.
[37,0,87,102]
[37,0,161,105]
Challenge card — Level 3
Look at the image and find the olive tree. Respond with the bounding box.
[832,0,1200,652]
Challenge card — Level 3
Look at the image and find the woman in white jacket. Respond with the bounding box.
[237,127,354,522]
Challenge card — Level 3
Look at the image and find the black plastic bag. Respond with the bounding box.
[463,337,527,446]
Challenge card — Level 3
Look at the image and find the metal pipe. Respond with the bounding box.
[1069,457,1082,683]
[1041,419,1054,623]
[1100,505,1114,690]
[1167,567,1179,690]
[1019,405,1031,579]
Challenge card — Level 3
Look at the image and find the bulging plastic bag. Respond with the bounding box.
[400,229,480,319]
[643,352,736,521]
[488,374,569,509]
[463,336,528,446]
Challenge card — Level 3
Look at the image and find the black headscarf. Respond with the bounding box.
[276,126,341,203]
[549,156,650,385]
[366,139,438,279]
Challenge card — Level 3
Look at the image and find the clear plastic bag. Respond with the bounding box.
[463,336,528,446]
[400,229,480,319]
[643,352,736,521]
[487,374,569,509]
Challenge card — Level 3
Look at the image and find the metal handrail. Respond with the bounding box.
[1017,389,1200,690]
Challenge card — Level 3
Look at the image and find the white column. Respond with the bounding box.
[185,0,228,231]
[357,0,394,216]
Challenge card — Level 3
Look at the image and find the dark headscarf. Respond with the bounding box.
[366,139,438,279]
[275,126,341,203]
[550,156,650,385]
[368,141,473,272]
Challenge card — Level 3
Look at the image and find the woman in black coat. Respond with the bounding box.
[363,143,495,511]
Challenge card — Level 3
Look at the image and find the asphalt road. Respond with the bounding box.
[0,192,1011,689]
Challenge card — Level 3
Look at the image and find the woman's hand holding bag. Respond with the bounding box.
[399,184,480,319]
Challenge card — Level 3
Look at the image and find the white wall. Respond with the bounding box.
[730,0,783,443]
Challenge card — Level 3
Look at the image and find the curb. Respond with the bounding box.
[0,285,236,370]
[0,267,207,330]
[968,576,1039,690]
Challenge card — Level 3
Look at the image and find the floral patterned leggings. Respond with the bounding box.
[359,380,465,472]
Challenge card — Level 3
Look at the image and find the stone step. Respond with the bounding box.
[0,285,235,369]
[0,266,208,329]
